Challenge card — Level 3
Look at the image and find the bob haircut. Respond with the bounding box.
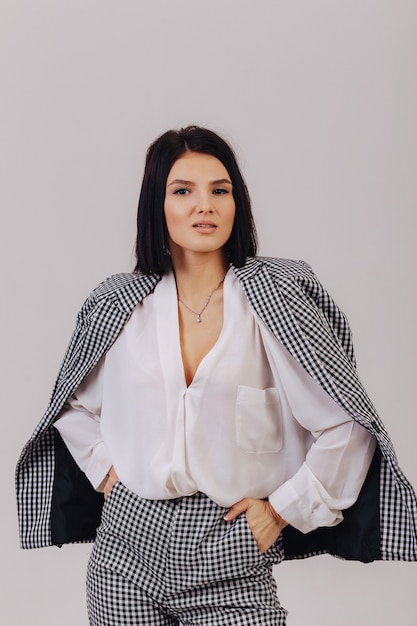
[134,126,257,274]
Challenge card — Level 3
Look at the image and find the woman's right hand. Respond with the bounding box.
[103,466,119,499]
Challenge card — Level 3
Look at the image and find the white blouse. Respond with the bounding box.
[54,270,376,534]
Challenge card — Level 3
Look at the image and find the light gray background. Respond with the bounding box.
[1,1,416,624]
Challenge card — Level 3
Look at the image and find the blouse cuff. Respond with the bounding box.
[269,463,344,534]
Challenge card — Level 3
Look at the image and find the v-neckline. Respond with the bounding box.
[179,279,228,389]
[179,312,226,389]
[156,271,229,392]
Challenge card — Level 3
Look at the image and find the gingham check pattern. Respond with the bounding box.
[16,257,417,560]
[87,486,287,625]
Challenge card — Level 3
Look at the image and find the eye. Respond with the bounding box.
[173,188,190,195]
[212,188,229,195]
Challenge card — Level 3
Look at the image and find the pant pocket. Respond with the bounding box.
[240,513,285,565]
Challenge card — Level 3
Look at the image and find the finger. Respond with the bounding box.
[223,498,252,521]
[103,473,118,499]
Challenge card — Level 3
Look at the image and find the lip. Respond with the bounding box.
[192,220,217,228]
[192,220,217,226]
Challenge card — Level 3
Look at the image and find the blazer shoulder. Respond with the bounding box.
[91,272,150,298]
[256,256,315,280]
[77,272,160,321]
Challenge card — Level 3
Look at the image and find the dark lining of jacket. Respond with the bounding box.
[51,431,103,546]
[282,447,381,562]
[51,430,382,562]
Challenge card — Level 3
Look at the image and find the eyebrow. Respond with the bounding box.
[167,178,233,187]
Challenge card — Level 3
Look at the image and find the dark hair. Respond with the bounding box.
[134,126,257,274]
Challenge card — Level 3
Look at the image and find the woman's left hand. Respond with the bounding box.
[224,498,288,553]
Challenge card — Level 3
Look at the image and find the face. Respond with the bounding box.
[164,152,236,262]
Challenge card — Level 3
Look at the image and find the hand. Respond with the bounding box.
[224,498,288,553]
[102,466,119,500]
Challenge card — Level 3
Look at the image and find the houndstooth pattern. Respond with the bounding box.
[86,485,287,625]
[16,272,160,549]
[15,257,417,560]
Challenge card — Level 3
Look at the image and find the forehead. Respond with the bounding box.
[167,152,230,181]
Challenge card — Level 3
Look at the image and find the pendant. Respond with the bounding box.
[196,315,202,323]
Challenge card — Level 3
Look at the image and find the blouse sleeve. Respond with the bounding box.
[54,356,112,490]
[267,339,376,534]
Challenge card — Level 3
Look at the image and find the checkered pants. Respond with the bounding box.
[86,483,287,625]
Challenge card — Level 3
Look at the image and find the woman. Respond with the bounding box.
[16,126,417,625]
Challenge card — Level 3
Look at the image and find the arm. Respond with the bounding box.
[268,345,376,533]
[53,356,113,491]
[225,332,376,551]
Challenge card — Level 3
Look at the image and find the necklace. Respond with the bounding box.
[178,273,227,323]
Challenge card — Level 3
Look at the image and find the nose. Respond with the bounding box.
[195,191,213,213]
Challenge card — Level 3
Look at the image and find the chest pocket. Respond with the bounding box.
[235,386,283,453]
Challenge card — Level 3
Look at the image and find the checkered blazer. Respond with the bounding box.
[16,257,417,561]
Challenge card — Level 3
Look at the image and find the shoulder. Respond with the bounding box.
[238,256,336,310]
[90,272,158,298]
[237,256,315,283]
[256,256,314,279]
[244,256,356,361]
[253,256,340,304]
[77,272,161,321]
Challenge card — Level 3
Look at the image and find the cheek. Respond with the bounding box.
[227,205,237,230]
[164,206,185,242]
[163,202,177,231]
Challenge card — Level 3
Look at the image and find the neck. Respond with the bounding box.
[171,252,229,304]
